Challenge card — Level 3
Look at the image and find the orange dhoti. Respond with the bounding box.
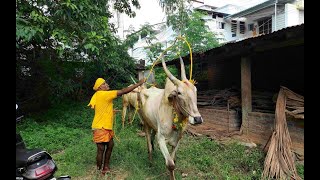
[92,129,114,143]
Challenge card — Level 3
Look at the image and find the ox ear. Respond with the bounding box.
[168,90,177,103]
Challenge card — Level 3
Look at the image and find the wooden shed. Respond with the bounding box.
[162,24,304,156]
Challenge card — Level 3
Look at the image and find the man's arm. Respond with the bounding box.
[117,78,146,96]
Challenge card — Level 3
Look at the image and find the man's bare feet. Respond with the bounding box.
[101,167,110,176]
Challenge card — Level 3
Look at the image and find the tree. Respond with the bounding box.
[146,0,221,87]
[16,0,141,111]
[166,10,221,59]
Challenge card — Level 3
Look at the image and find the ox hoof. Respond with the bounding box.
[167,164,175,171]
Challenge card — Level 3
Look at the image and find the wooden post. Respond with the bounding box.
[136,59,146,80]
[138,71,144,81]
[240,56,252,135]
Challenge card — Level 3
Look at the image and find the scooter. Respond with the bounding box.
[16,104,71,180]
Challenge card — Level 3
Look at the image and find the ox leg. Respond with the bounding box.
[121,104,128,128]
[169,170,175,180]
[144,124,153,161]
[128,106,133,124]
[157,134,175,179]
[151,129,156,151]
[171,141,181,163]
[137,113,144,128]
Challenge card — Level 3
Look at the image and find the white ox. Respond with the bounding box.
[121,85,143,127]
[137,56,203,180]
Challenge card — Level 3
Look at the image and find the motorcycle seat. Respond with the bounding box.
[16,148,45,168]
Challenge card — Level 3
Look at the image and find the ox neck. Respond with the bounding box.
[172,106,188,132]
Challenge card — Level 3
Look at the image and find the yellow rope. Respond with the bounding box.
[176,36,193,81]
[113,109,121,142]
[131,100,139,124]
[145,38,178,86]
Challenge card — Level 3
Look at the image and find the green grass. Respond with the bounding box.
[16,99,304,180]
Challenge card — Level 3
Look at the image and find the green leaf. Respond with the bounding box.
[84,43,94,50]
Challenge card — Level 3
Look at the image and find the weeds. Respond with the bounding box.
[16,99,304,179]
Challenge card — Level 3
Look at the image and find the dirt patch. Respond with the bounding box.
[72,165,129,180]
[187,121,304,163]
[186,122,260,150]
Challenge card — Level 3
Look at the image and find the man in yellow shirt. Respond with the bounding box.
[88,77,145,176]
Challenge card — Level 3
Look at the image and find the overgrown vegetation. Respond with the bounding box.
[16,0,221,114]
[16,0,141,112]
[16,100,304,179]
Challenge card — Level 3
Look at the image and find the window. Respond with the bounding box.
[258,17,272,35]
[217,14,223,18]
[239,21,245,34]
[220,22,225,29]
[248,23,254,31]
[217,22,225,29]
[212,13,217,19]
[213,13,224,19]
[231,20,237,37]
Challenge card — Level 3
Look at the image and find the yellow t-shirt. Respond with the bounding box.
[90,90,117,130]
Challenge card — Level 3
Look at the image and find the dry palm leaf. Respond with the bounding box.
[262,86,302,180]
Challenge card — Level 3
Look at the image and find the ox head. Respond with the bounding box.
[162,55,203,125]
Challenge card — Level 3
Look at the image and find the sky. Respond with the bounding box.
[119,0,267,34]
[121,0,165,31]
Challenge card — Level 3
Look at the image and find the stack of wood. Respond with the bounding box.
[198,88,279,113]
[252,91,276,113]
[262,86,303,180]
[197,89,220,106]
[210,88,241,109]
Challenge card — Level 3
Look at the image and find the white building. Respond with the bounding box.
[193,4,246,43]
[125,0,304,62]
[225,0,304,41]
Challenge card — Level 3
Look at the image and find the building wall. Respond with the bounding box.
[204,14,251,43]
[204,16,229,43]
[246,112,304,154]
[207,58,241,90]
[285,3,301,27]
[273,11,286,31]
[299,10,304,24]
[199,108,241,131]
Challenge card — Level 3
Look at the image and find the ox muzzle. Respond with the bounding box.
[193,116,203,125]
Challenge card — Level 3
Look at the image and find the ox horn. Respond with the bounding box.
[161,54,180,85]
[179,56,187,80]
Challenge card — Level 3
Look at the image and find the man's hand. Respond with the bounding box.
[117,78,146,96]
[138,78,146,85]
